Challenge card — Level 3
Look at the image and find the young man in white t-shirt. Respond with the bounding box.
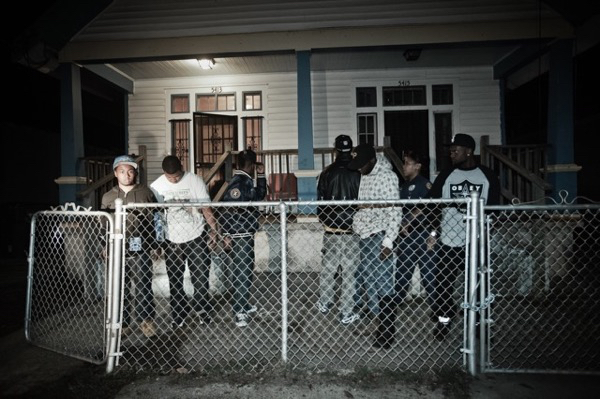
[151,155,219,329]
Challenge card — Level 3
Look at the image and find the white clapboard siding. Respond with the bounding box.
[128,65,500,181]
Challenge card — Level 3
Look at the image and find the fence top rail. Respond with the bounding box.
[486,204,600,212]
[121,198,471,210]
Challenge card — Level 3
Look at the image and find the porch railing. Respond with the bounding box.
[206,145,404,202]
[480,136,552,204]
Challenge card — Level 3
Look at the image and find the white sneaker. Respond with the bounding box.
[245,305,258,314]
[235,312,249,327]
[340,312,360,325]
[316,301,331,314]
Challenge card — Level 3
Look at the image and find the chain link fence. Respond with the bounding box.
[28,197,600,376]
[114,198,475,373]
[25,204,113,364]
[482,204,600,373]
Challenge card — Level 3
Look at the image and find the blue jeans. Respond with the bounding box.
[165,234,211,325]
[354,232,395,316]
[228,235,255,315]
[123,251,155,326]
[395,230,439,312]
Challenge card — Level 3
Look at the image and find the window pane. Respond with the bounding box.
[171,120,190,170]
[197,95,216,111]
[171,95,189,113]
[434,112,453,171]
[243,117,263,160]
[383,86,426,106]
[357,113,376,146]
[226,94,236,110]
[433,84,453,105]
[356,87,377,107]
[244,92,262,110]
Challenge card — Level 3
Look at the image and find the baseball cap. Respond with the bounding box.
[112,155,138,170]
[334,135,353,152]
[445,133,476,150]
[347,143,376,170]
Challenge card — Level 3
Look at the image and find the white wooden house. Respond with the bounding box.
[13,0,599,202]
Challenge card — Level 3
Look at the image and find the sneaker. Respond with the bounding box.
[197,309,212,325]
[235,312,249,327]
[316,301,331,315]
[140,320,156,338]
[340,312,360,325]
[245,305,258,315]
[171,320,185,330]
[433,318,451,341]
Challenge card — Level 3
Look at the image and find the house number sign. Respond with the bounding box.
[398,80,411,86]
[211,86,223,93]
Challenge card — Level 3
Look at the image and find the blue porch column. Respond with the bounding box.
[547,39,578,202]
[296,50,318,201]
[57,63,85,205]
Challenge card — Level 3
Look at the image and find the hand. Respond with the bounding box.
[208,229,220,251]
[223,235,232,251]
[151,247,163,262]
[380,245,393,261]
[426,235,437,251]
[256,162,265,174]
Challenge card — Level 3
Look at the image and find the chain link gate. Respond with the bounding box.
[25,204,114,364]
[113,197,478,373]
[481,203,600,374]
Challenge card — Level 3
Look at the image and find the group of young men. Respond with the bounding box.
[316,133,500,349]
[101,132,499,348]
[101,150,266,337]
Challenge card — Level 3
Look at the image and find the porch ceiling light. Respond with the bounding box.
[198,58,215,70]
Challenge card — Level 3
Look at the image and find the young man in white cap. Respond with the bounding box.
[428,133,500,340]
[101,155,158,338]
[315,135,362,325]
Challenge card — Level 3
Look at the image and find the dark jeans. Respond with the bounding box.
[433,244,465,319]
[395,230,439,312]
[123,251,155,326]
[228,235,255,315]
[165,234,211,325]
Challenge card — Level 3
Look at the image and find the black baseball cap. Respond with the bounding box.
[334,135,353,152]
[347,143,376,170]
[445,133,476,150]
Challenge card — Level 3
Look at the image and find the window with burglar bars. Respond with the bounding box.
[170,119,191,171]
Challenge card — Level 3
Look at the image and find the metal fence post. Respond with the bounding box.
[279,202,288,364]
[106,198,124,373]
[466,192,480,376]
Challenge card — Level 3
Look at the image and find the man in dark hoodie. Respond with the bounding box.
[101,155,157,338]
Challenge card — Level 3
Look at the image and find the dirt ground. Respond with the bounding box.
[2,258,600,399]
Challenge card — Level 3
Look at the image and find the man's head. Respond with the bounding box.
[162,155,184,183]
[402,151,423,180]
[237,148,257,173]
[334,135,353,154]
[112,155,138,188]
[446,133,476,167]
[348,143,377,175]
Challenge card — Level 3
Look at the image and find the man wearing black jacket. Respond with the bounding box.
[220,149,267,327]
[316,135,362,325]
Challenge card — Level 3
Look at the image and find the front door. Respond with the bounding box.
[193,112,238,197]
[384,110,430,178]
